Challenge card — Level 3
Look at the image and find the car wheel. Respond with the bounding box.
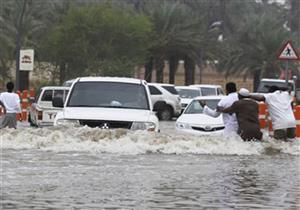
[158,106,173,121]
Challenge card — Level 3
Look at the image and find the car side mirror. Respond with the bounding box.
[52,97,64,108]
[293,75,297,81]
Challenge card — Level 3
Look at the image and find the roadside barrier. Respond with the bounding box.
[267,113,274,137]
[294,105,300,137]
[29,88,35,106]
[258,102,267,128]
[12,89,36,121]
[258,102,273,137]
[21,90,29,121]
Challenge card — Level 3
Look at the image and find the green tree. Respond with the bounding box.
[0,0,61,89]
[42,4,152,84]
[217,1,293,91]
[139,0,220,85]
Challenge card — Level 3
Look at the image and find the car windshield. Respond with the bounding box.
[184,99,220,114]
[257,81,293,93]
[162,86,178,95]
[177,89,200,99]
[67,82,149,110]
[201,87,216,96]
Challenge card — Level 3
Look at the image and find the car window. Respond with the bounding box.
[68,82,149,110]
[184,99,220,114]
[176,89,200,99]
[201,87,216,96]
[149,86,162,95]
[162,86,178,95]
[41,90,53,101]
[217,88,224,95]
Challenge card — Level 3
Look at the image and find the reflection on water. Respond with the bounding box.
[1,122,300,209]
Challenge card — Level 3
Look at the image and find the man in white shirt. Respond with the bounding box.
[202,82,239,136]
[250,85,296,141]
[0,82,21,128]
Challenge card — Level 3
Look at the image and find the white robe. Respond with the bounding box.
[203,92,239,136]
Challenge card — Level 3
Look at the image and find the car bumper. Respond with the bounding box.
[37,121,54,127]
[175,127,224,135]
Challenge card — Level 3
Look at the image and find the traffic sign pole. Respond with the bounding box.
[277,40,300,87]
[285,60,289,85]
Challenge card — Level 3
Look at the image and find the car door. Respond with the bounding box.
[149,85,163,105]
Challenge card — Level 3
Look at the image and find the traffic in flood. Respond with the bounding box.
[1,121,300,209]
[1,0,300,209]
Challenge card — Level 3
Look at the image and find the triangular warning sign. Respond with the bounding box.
[277,41,300,60]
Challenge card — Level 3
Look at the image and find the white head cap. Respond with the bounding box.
[238,88,250,97]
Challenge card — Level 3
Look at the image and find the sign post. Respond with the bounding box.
[277,40,300,85]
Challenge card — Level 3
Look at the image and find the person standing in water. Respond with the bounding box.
[0,82,21,129]
[250,85,296,141]
[218,88,263,141]
[202,82,239,136]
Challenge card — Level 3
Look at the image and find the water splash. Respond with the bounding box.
[1,126,299,155]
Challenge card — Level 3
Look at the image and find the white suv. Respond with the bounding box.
[53,77,159,132]
[28,86,69,127]
[148,83,181,120]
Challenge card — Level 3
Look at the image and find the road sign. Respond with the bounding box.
[277,41,300,60]
[20,49,34,71]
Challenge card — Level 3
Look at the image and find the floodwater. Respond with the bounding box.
[1,121,300,209]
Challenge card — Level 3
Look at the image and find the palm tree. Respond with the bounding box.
[141,0,220,85]
[217,1,293,91]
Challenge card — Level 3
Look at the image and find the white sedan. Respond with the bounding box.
[176,96,225,135]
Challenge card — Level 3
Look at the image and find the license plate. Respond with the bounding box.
[43,112,57,122]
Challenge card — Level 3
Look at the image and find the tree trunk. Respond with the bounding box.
[155,58,164,83]
[59,62,66,85]
[252,70,261,92]
[184,57,195,85]
[15,0,28,91]
[169,56,178,84]
[144,57,153,82]
[290,0,300,34]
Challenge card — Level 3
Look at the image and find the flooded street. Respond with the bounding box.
[1,121,300,209]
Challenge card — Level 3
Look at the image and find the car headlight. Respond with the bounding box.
[131,122,156,131]
[56,119,80,126]
[176,122,190,129]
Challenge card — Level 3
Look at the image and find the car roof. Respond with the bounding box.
[261,78,294,83]
[175,86,200,90]
[149,83,175,86]
[190,84,222,88]
[193,95,225,100]
[77,77,145,84]
[41,86,70,90]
